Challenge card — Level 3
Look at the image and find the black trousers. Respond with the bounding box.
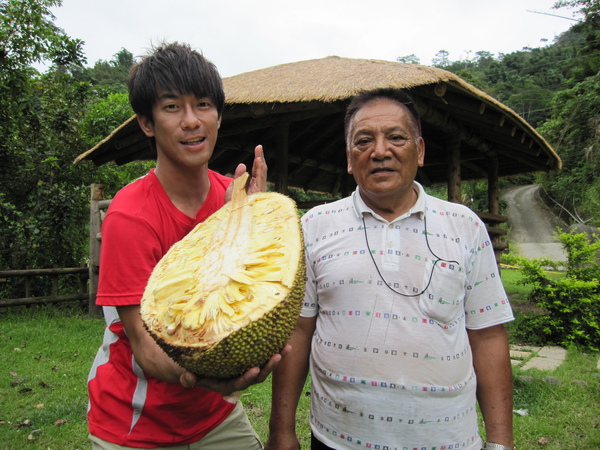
[311,433,337,450]
[311,433,483,450]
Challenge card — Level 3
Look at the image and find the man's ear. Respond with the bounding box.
[137,115,155,137]
[417,137,426,167]
[346,149,353,174]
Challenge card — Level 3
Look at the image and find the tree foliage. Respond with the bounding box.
[422,1,600,226]
[0,1,149,301]
[0,0,84,71]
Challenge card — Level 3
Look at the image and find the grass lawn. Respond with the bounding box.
[1,269,599,449]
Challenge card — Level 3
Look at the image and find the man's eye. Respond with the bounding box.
[165,104,178,110]
[355,138,372,148]
[198,101,211,108]
[390,135,408,144]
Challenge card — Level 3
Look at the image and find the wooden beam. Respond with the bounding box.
[415,98,496,157]
[461,161,488,179]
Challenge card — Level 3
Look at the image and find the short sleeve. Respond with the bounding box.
[96,211,163,306]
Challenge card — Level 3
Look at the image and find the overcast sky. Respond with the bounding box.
[50,0,580,78]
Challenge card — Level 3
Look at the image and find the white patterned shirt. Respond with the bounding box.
[301,182,514,450]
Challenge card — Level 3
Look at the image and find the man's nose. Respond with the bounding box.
[372,137,389,159]
[181,106,200,129]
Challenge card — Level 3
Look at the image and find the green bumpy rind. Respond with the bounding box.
[150,259,306,380]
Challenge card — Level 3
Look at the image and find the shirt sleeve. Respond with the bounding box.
[96,210,163,306]
[463,220,514,329]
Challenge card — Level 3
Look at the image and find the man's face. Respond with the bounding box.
[347,98,425,208]
[137,91,221,171]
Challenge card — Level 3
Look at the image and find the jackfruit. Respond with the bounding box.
[140,173,305,379]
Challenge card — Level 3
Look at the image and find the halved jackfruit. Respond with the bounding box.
[140,173,305,379]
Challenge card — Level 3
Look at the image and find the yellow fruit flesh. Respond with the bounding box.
[140,173,305,378]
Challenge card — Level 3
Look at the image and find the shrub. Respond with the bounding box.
[502,230,600,351]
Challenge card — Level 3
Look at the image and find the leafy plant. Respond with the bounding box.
[502,230,600,350]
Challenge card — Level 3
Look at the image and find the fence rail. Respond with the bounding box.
[0,266,89,308]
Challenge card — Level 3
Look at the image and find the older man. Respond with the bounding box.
[266,88,514,450]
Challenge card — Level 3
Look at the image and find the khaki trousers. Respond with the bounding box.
[89,401,262,449]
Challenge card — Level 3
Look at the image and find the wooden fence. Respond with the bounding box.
[0,185,108,314]
[0,266,89,308]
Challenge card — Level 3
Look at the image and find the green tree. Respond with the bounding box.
[0,0,84,70]
[0,1,141,305]
[538,73,600,225]
[80,92,154,198]
[73,48,134,94]
[432,49,451,67]
[396,54,420,64]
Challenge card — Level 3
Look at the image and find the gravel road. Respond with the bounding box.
[501,184,567,261]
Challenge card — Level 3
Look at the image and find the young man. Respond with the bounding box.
[87,42,288,449]
[266,88,515,450]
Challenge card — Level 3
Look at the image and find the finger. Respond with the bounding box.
[180,371,197,388]
[250,145,267,193]
[231,366,261,391]
[254,345,292,383]
[196,377,235,396]
[252,145,264,168]
[279,343,293,358]
[233,163,247,179]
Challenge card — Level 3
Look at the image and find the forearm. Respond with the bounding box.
[468,325,514,447]
[269,317,315,437]
[117,305,186,383]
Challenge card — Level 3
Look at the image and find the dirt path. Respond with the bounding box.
[501,184,567,261]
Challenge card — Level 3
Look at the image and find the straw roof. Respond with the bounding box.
[75,56,561,194]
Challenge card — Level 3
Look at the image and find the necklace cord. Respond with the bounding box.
[361,214,460,297]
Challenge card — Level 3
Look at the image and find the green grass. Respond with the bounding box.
[0,304,104,449]
[500,264,566,301]
[1,274,599,449]
[512,349,600,448]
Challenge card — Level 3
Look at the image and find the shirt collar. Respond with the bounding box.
[351,181,427,222]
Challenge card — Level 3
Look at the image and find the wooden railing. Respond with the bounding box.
[0,266,89,308]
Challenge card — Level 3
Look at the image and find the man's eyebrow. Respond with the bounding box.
[353,125,407,135]
[157,91,179,100]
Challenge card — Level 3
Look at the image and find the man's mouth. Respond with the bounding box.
[371,168,394,174]
[181,137,205,145]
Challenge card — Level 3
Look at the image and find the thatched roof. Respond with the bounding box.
[75,56,561,194]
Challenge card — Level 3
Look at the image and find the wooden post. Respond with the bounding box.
[488,156,500,215]
[79,263,88,308]
[25,266,31,298]
[52,264,58,296]
[487,156,503,267]
[447,135,461,203]
[89,184,104,318]
[275,123,289,194]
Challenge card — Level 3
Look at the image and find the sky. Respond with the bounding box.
[49,0,581,78]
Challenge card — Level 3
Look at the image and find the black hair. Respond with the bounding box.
[344,88,422,145]
[128,42,225,122]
